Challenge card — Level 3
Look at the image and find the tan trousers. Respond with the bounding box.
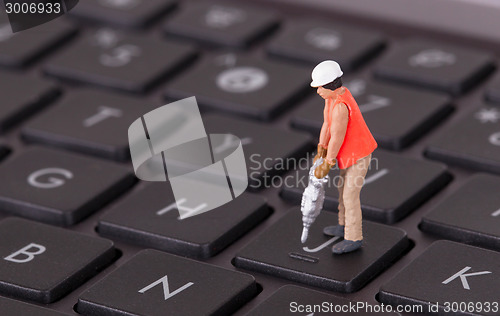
[337,154,371,241]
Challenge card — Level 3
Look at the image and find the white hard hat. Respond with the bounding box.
[310,60,343,87]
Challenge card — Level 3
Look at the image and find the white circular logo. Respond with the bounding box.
[216,67,268,93]
[489,132,500,146]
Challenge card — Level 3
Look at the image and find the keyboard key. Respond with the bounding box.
[292,78,452,150]
[99,183,270,258]
[164,1,278,48]
[22,89,156,161]
[234,210,409,293]
[0,147,135,226]
[165,53,310,120]
[426,105,500,174]
[246,285,398,315]
[421,174,500,251]
[267,19,384,70]
[373,39,494,95]
[281,150,451,223]
[0,296,69,316]
[202,115,312,189]
[0,217,115,303]
[71,0,176,29]
[486,74,500,104]
[0,73,60,133]
[77,249,257,316]
[44,28,197,93]
[379,241,500,315]
[0,12,77,68]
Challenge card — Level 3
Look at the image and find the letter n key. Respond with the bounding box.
[77,250,258,315]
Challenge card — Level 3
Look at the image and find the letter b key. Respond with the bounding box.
[0,218,115,303]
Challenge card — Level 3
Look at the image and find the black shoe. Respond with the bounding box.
[332,240,362,254]
[323,225,344,237]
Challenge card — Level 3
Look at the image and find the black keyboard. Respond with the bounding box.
[0,1,499,315]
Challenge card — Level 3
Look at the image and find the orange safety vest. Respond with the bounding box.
[324,88,377,169]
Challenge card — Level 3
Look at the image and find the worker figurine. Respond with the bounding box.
[311,60,377,254]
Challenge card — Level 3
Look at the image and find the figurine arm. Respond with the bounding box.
[318,121,329,149]
[325,103,349,164]
[314,104,331,163]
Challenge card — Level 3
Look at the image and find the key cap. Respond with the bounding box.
[292,78,452,150]
[44,28,197,93]
[421,174,500,251]
[486,74,500,104]
[22,89,156,161]
[0,217,115,303]
[164,1,278,48]
[0,147,135,226]
[281,150,451,223]
[373,39,494,95]
[234,209,409,293]
[0,296,69,316]
[0,72,60,133]
[201,115,312,189]
[165,53,310,120]
[379,241,500,315]
[426,105,500,174]
[247,285,399,315]
[70,0,176,29]
[267,19,384,70]
[77,249,257,316]
[98,183,270,258]
[0,12,77,68]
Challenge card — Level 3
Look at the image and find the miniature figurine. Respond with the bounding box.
[308,60,377,254]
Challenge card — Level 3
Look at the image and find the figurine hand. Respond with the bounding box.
[313,145,327,163]
[315,159,335,178]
